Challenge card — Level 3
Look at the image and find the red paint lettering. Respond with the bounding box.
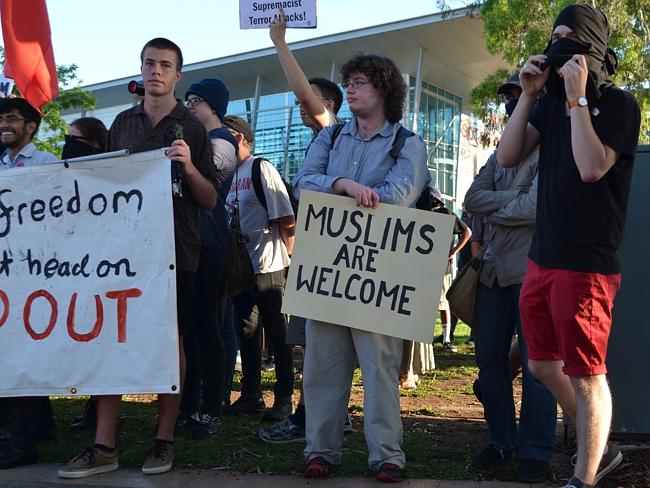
[105,288,142,343]
[0,290,8,327]
[23,290,58,340]
[67,293,104,342]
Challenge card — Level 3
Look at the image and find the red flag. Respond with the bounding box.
[1,0,59,110]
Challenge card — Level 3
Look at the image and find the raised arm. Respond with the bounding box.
[270,8,331,130]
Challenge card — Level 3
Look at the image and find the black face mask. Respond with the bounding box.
[62,135,99,159]
[504,98,519,118]
[543,4,617,103]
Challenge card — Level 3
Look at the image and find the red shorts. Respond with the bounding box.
[520,259,620,377]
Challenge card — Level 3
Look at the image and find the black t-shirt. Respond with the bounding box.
[107,101,217,272]
[529,88,641,274]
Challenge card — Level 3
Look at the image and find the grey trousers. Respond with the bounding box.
[303,319,405,470]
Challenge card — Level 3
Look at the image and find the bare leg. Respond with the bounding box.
[570,375,611,485]
[156,337,186,442]
[94,395,121,448]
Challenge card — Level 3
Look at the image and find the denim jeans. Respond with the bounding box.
[232,269,294,398]
[474,282,557,461]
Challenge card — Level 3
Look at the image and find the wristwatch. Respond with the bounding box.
[568,97,588,109]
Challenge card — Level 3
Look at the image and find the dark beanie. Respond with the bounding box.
[185,78,229,121]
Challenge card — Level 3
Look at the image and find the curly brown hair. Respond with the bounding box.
[341,54,406,123]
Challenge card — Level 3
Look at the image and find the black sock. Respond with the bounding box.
[93,443,115,453]
[154,439,173,445]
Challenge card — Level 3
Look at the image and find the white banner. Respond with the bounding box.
[239,0,317,29]
[283,191,455,342]
[0,150,179,397]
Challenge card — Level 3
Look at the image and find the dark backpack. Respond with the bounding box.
[251,157,299,216]
[328,123,434,211]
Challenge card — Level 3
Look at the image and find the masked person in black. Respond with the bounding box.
[497,5,641,488]
[62,117,108,159]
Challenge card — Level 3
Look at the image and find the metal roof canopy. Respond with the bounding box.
[82,7,509,112]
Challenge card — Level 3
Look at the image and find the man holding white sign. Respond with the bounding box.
[59,37,218,479]
[0,97,57,470]
[293,54,429,482]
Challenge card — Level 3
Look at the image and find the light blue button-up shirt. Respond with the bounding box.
[293,117,429,207]
[0,142,58,170]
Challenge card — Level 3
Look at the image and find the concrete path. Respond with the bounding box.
[0,463,553,488]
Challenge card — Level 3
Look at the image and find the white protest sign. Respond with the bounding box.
[283,191,456,343]
[239,0,317,29]
[0,150,179,397]
[0,75,15,98]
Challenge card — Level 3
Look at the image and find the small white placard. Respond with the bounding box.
[239,0,317,29]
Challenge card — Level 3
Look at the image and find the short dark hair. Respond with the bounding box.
[308,77,343,115]
[341,54,406,123]
[71,117,108,152]
[140,37,183,71]
[0,98,42,138]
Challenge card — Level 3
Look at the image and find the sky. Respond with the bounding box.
[10,0,462,87]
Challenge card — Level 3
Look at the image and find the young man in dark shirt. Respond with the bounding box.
[59,37,218,479]
[497,5,641,488]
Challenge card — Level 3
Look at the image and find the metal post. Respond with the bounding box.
[251,75,262,136]
[412,46,424,133]
[329,61,337,82]
[283,101,294,179]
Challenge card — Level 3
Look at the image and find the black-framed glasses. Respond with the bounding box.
[341,80,371,90]
[185,97,205,109]
[0,115,26,124]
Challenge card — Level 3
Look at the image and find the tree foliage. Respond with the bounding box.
[0,46,96,157]
[439,1,650,144]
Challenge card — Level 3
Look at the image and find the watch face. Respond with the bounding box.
[578,97,588,106]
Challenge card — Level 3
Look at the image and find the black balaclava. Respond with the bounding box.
[62,134,100,159]
[543,3,616,103]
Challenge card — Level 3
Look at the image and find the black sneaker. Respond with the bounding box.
[517,458,551,483]
[594,441,623,484]
[569,441,623,485]
[471,444,513,470]
[262,396,292,421]
[191,414,221,439]
[225,395,266,416]
[257,417,305,444]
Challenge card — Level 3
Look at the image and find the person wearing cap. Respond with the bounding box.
[497,5,641,487]
[464,71,557,483]
[178,78,238,438]
[222,116,296,421]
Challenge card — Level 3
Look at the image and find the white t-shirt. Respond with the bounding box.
[226,155,294,274]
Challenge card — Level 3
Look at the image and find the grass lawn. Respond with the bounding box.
[39,323,485,479]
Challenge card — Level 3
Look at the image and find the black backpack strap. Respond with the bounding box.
[329,123,345,148]
[251,157,268,212]
[390,126,415,160]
